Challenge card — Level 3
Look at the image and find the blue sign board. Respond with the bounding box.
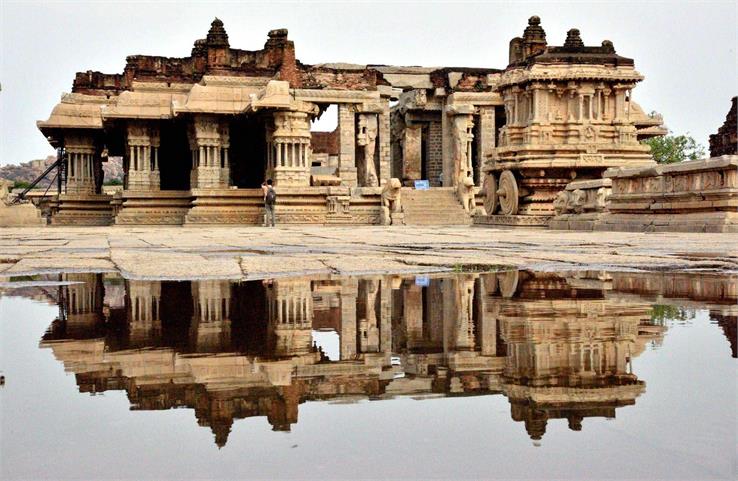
[414,180,430,190]
[415,276,430,287]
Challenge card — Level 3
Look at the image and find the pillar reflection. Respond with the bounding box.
[35,270,736,446]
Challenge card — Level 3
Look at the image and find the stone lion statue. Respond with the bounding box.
[594,187,609,211]
[570,189,586,214]
[553,190,571,216]
[457,176,484,215]
[380,178,403,225]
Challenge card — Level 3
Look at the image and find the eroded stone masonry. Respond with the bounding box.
[30,16,733,230]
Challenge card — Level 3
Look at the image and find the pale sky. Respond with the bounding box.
[1,0,736,166]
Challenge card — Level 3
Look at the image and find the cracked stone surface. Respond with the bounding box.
[0,226,736,280]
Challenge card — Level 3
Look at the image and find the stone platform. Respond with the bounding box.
[110,187,384,225]
[1,226,736,280]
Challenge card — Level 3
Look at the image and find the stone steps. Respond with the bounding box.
[401,188,471,225]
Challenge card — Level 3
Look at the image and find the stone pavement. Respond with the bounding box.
[0,225,736,280]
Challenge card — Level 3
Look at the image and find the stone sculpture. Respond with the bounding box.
[380,178,403,225]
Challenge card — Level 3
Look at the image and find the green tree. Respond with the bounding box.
[642,132,706,164]
[12,180,31,190]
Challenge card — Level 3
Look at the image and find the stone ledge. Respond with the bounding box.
[605,155,738,179]
[474,214,550,227]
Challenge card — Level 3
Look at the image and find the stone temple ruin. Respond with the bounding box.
[31,16,733,230]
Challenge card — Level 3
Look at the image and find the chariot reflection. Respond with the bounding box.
[35,270,736,446]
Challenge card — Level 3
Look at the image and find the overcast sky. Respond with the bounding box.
[1,0,736,166]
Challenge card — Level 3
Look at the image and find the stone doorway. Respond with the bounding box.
[229,115,268,188]
[159,120,191,190]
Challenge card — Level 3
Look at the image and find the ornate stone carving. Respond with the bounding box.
[266,106,315,187]
[457,176,478,214]
[356,113,379,187]
[451,113,475,184]
[188,115,230,189]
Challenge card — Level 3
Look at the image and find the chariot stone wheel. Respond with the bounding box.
[496,170,519,215]
[483,173,497,214]
[498,270,519,298]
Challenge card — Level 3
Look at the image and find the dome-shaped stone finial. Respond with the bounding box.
[206,17,229,47]
[523,15,546,43]
[563,28,584,49]
[521,14,547,58]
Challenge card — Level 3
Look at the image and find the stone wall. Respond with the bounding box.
[310,129,339,155]
[427,121,443,186]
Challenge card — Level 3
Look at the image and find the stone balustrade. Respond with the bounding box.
[597,155,737,232]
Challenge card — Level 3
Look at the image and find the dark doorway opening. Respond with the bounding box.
[230,115,267,188]
[421,127,429,181]
[230,281,269,355]
[159,120,191,190]
[471,117,480,185]
[159,281,194,351]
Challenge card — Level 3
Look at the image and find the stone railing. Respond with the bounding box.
[599,155,737,232]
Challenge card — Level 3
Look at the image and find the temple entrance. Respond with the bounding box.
[229,116,267,188]
[159,120,191,190]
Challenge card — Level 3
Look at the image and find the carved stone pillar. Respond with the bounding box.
[379,278,392,354]
[403,125,422,182]
[190,280,231,352]
[126,122,160,191]
[613,86,627,123]
[377,102,392,182]
[477,276,497,356]
[188,115,229,189]
[127,280,161,344]
[267,279,313,356]
[403,283,423,350]
[266,108,312,187]
[219,122,230,186]
[358,278,380,353]
[451,113,475,184]
[356,113,379,187]
[339,278,358,360]
[337,104,357,186]
[454,275,476,351]
[65,133,97,195]
[477,107,496,187]
[60,273,104,333]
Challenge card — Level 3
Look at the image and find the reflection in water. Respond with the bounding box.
[34,271,736,447]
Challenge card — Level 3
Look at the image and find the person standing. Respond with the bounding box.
[261,179,276,227]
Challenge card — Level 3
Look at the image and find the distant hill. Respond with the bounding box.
[0,155,124,186]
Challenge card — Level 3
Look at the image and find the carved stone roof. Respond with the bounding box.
[37,93,109,131]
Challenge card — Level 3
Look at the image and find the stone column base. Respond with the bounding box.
[115,190,192,225]
[51,194,114,226]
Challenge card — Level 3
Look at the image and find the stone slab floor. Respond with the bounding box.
[0,226,736,280]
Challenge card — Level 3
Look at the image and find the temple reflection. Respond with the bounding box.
[34,270,736,447]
